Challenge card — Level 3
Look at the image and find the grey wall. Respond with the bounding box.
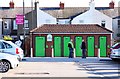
[17,10,37,36]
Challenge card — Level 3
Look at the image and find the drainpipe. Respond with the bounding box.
[0,19,2,39]
[34,1,39,27]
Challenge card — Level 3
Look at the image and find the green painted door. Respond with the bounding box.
[35,37,45,57]
[87,37,95,56]
[54,37,61,57]
[64,37,70,57]
[75,37,82,57]
[99,36,107,57]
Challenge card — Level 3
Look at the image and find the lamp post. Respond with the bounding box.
[23,0,26,56]
[30,0,33,57]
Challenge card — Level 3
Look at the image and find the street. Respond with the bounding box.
[0,57,120,79]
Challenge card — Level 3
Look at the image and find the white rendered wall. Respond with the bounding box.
[72,9,112,31]
[72,1,112,31]
[36,3,56,27]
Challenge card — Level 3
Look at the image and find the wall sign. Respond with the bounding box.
[16,14,24,25]
[47,34,52,41]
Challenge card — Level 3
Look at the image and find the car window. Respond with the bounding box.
[112,43,118,48]
[0,42,5,49]
[3,42,13,49]
[112,43,120,49]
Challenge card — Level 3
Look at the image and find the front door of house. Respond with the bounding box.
[75,36,82,57]
[54,37,62,57]
[35,37,45,57]
[63,37,70,57]
[99,36,107,57]
[87,36,95,56]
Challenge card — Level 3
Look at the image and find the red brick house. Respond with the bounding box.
[30,24,112,57]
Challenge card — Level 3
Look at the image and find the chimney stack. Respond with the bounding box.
[89,0,95,10]
[109,0,115,9]
[34,1,39,10]
[59,2,64,9]
[9,0,14,8]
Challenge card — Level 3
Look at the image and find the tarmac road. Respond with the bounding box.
[0,57,120,79]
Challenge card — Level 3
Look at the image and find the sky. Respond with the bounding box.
[0,0,120,7]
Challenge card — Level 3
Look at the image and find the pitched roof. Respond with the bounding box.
[0,7,32,18]
[30,24,112,33]
[41,7,118,18]
[0,7,118,19]
[41,7,89,19]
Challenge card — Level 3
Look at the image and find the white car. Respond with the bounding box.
[0,52,19,73]
[110,42,120,60]
[0,40,24,61]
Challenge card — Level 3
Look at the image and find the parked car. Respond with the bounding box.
[110,42,120,60]
[111,42,120,49]
[0,52,19,73]
[0,40,24,61]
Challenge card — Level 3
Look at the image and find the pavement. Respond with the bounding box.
[22,57,111,62]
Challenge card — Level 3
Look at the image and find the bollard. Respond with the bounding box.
[30,48,33,57]
[73,48,76,58]
[98,48,100,58]
[52,48,54,58]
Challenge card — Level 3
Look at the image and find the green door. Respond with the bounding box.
[87,37,95,56]
[35,37,45,57]
[99,36,107,57]
[75,37,82,57]
[54,37,61,57]
[64,37,70,57]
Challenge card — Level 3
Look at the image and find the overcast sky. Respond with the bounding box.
[0,0,120,7]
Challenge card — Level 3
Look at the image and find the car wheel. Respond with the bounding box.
[0,60,10,73]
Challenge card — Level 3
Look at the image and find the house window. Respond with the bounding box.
[101,20,106,27]
[24,20,28,28]
[13,20,18,30]
[79,20,84,23]
[3,21,9,29]
[65,21,70,24]
[57,20,70,24]
[46,19,51,23]
[118,20,120,28]
[13,20,28,30]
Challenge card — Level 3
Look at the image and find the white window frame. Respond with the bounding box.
[4,21,9,29]
[101,20,106,27]
[79,20,84,23]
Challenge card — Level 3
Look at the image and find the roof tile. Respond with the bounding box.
[30,24,112,33]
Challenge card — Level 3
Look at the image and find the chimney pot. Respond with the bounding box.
[9,1,14,8]
[109,1,115,9]
[59,2,64,9]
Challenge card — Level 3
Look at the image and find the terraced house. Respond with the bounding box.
[0,0,119,57]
